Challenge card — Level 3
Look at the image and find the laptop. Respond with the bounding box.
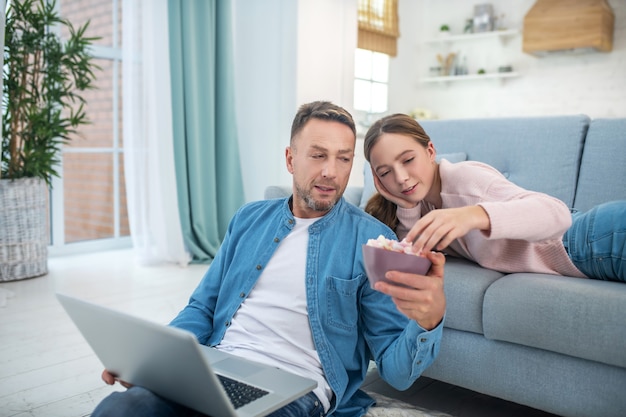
[56,293,317,417]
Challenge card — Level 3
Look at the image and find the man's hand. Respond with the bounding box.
[101,369,132,388]
[373,251,446,330]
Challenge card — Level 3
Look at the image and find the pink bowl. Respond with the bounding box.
[362,244,432,289]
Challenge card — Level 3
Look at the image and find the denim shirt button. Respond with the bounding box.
[239,292,245,298]
[274,237,280,243]
[420,337,427,343]
[416,360,422,365]
[256,265,262,270]
[225,321,231,327]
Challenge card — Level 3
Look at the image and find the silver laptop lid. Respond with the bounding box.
[56,293,317,417]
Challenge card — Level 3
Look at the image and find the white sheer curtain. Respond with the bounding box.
[123,0,191,266]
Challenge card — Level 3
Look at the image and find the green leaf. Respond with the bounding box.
[2,0,101,185]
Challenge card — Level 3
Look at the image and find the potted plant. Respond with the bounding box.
[1,0,98,281]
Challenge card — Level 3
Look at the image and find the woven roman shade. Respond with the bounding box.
[357,0,399,57]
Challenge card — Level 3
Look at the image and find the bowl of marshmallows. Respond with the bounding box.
[362,235,432,289]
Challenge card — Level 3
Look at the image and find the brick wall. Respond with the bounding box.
[59,0,129,243]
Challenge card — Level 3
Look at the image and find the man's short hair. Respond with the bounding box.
[290,101,356,145]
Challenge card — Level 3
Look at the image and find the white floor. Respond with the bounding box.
[0,249,209,417]
[0,249,558,417]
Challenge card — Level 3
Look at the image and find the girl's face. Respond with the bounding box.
[368,132,437,205]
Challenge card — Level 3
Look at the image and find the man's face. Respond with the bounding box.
[286,119,355,218]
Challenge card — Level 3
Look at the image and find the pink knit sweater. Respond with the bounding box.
[395,160,587,278]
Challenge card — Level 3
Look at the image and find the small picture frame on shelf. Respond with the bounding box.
[473,4,494,33]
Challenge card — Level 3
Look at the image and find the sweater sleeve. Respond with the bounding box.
[440,160,572,242]
[395,206,422,241]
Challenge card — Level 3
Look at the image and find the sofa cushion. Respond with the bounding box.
[483,273,626,368]
[264,185,292,200]
[437,152,468,164]
[573,118,626,213]
[419,115,589,209]
[358,152,468,210]
[442,258,504,334]
[422,328,626,417]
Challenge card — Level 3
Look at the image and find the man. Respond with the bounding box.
[92,101,446,417]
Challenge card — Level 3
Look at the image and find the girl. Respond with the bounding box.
[364,113,625,282]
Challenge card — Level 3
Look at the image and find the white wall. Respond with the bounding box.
[390,0,626,119]
[295,1,357,109]
[234,0,626,202]
[233,0,357,202]
[232,0,297,202]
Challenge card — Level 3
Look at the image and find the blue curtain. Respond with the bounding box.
[168,0,244,263]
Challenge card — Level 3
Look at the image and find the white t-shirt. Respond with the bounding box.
[217,216,333,411]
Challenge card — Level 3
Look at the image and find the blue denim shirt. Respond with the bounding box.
[170,197,444,416]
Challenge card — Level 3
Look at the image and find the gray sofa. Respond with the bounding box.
[264,115,626,417]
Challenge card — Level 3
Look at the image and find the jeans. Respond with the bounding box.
[563,200,626,282]
[91,386,325,417]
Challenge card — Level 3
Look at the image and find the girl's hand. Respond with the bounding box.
[405,206,490,254]
[371,169,415,209]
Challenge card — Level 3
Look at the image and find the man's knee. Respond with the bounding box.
[92,387,164,417]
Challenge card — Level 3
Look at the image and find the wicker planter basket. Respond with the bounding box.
[0,178,49,281]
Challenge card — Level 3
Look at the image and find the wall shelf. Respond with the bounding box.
[421,72,520,85]
[422,29,521,85]
[425,29,520,45]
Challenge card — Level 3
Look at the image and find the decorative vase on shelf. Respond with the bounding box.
[439,24,451,37]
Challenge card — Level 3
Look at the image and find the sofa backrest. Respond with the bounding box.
[573,118,626,213]
[419,115,590,208]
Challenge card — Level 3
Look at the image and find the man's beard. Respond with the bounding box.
[294,182,338,213]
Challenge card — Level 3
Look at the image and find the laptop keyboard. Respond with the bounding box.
[218,374,270,409]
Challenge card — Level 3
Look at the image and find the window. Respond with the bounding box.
[354,48,389,114]
[354,0,398,122]
[357,0,399,57]
[50,0,129,254]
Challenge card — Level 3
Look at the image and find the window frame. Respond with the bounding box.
[49,0,130,256]
[353,48,390,131]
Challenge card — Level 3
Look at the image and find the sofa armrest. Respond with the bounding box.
[264,185,292,200]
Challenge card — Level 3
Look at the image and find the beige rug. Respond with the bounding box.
[364,391,453,417]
